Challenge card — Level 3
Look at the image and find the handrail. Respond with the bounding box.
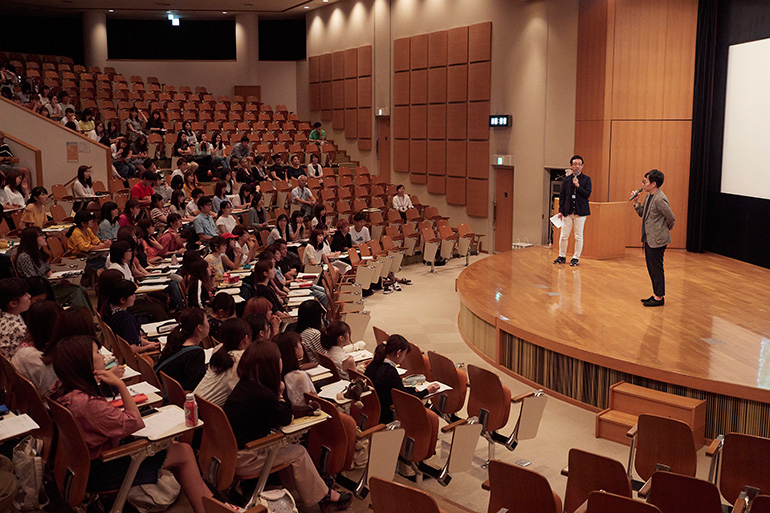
[1,132,42,184]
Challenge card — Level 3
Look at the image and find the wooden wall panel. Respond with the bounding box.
[393,139,410,173]
[320,82,332,110]
[662,0,698,119]
[575,0,609,121]
[409,105,427,140]
[658,120,691,248]
[428,30,448,68]
[409,140,427,173]
[393,72,410,106]
[448,26,469,65]
[467,140,490,179]
[332,109,345,130]
[321,110,332,121]
[468,22,492,63]
[358,108,372,139]
[358,138,372,151]
[466,178,489,217]
[427,67,447,104]
[574,119,610,202]
[410,34,429,69]
[392,106,410,139]
[410,69,428,105]
[467,101,490,140]
[345,109,357,139]
[309,83,321,111]
[344,79,357,109]
[394,38,410,72]
[357,76,372,108]
[446,176,467,205]
[309,56,321,83]
[332,51,345,81]
[611,0,667,119]
[427,140,446,175]
[447,65,468,102]
[332,81,345,110]
[410,173,428,185]
[358,45,373,77]
[427,174,446,194]
[344,48,357,79]
[427,104,446,140]
[320,54,332,82]
[447,103,468,139]
[447,140,467,177]
[468,62,491,102]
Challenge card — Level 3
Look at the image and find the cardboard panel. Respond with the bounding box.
[448,26,469,65]
[393,139,410,173]
[468,22,492,62]
[332,51,345,80]
[446,176,467,205]
[345,78,357,109]
[393,72,410,106]
[392,106,410,139]
[467,101,490,140]
[394,38,410,72]
[345,109,357,139]
[332,109,345,130]
[410,34,429,69]
[468,61,491,101]
[410,105,427,140]
[344,48,358,79]
[309,56,321,83]
[320,53,332,82]
[321,110,332,121]
[358,45,373,77]
[332,80,345,110]
[447,103,467,140]
[358,108,372,139]
[358,138,372,151]
[357,76,372,108]
[427,104,446,140]
[410,69,428,105]
[466,178,489,217]
[447,65,468,102]
[446,140,467,177]
[427,174,446,194]
[427,140,446,175]
[309,83,321,111]
[428,30,448,68]
[321,82,332,110]
[409,140,427,173]
[467,140,490,179]
[427,67,447,104]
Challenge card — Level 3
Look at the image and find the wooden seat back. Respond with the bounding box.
[647,471,722,513]
[136,353,161,390]
[46,397,91,508]
[305,394,356,474]
[586,491,661,513]
[372,326,389,346]
[391,389,439,463]
[400,342,430,379]
[315,351,342,382]
[635,414,697,481]
[749,496,770,513]
[370,476,442,513]
[347,368,381,430]
[426,351,467,416]
[160,370,187,406]
[197,395,239,491]
[466,364,512,432]
[718,432,770,504]
[487,459,562,513]
[564,448,631,513]
[13,371,55,463]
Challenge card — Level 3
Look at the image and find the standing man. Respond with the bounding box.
[554,155,592,266]
[632,169,675,307]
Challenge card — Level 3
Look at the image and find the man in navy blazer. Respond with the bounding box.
[554,155,592,266]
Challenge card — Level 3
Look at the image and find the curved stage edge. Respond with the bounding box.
[456,247,770,439]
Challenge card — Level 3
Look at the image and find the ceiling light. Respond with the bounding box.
[304,5,310,8]
[222,11,227,14]
[167,13,174,20]
[108,9,114,12]
[323,0,328,2]
[172,17,180,26]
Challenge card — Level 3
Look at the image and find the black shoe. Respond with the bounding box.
[643,297,665,307]
[641,296,654,303]
[553,256,566,264]
[320,490,353,510]
[570,258,579,266]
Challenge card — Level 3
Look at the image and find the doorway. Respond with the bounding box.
[377,117,390,181]
[494,166,514,252]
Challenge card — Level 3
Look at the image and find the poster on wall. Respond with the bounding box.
[66,142,78,163]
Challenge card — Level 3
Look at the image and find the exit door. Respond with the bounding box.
[494,167,514,252]
[377,117,390,182]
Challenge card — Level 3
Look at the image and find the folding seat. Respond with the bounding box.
[646,471,722,513]
[484,460,562,513]
[626,414,698,488]
[562,449,632,513]
[706,432,770,512]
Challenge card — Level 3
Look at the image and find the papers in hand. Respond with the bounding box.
[122,366,140,380]
[318,380,350,401]
[0,414,39,441]
[549,214,564,229]
[415,381,453,394]
[396,367,407,376]
[133,407,188,439]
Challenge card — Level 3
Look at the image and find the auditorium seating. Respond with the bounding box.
[562,448,632,513]
[706,432,770,511]
[483,459,562,513]
[626,414,698,485]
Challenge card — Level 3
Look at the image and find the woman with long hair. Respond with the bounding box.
[290,210,306,241]
[211,131,229,171]
[19,186,47,228]
[267,214,290,246]
[212,180,227,214]
[173,132,193,159]
[50,336,212,513]
[103,279,159,354]
[88,120,107,143]
[111,137,136,179]
[238,182,254,208]
[194,317,251,407]
[296,299,326,363]
[320,321,355,380]
[182,169,199,199]
[186,258,214,309]
[275,331,316,412]
[310,203,326,230]
[253,155,269,182]
[154,308,208,391]
[235,157,256,185]
[3,169,26,207]
[215,201,237,234]
[169,189,188,217]
[303,228,339,266]
[124,106,146,140]
[253,259,288,318]
[78,108,95,134]
[248,192,269,229]
[306,152,323,178]
[12,300,62,394]
[145,109,165,134]
[194,131,213,181]
[118,198,140,227]
[223,341,351,509]
[97,201,120,241]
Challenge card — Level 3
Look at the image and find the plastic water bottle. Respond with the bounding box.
[183,393,198,427]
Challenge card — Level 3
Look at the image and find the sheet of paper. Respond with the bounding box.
[108,381,160,401]
[306,365,332,377]
[121,366,140,380]
[415,381,453,394]
[318,380,350,401]
[204,347,215,364]
[397,367,407,376]
[218,288,241,296]
[288,289,312,297]
[142,320,179,337]
[136,285,167,294]
[234,296,244,304]
[132,408,186,439]
[349,349,374,362]
[138,278,171,285]
[0,414,39,441]
[549,214,564,229]
[49,270,83,279]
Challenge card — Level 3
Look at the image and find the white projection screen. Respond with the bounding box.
[721,37,770,200]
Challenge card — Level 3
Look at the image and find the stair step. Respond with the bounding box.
[595,409,638,446]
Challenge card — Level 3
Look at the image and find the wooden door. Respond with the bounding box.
[377,116,390,182]
[494,167,514,252]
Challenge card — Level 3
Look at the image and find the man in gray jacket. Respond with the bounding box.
[632,169,675,307]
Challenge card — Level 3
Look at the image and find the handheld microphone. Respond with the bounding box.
[629,187,643,201]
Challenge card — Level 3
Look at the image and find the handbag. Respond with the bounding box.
[13,435,49,511]
[127,469,181,513]
[258,488,298,513]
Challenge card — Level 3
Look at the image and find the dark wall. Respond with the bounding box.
[106,19,236,60]
[258,19,306,61]
[0,15,84,63]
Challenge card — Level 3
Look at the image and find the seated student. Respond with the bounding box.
[67,210,110,269]
[207,292,235,342]
[331,218,353,253]
[235,157,257,185]
[296,299,325,363]
[320,321,355,380]
[219,168,235,195]
[149,193,169,232]
[252,259,288,317]
[350,213,371,245]
[309,204,326,231]
[216,201,237,235]
[205,236,241,282]
[289,210,307,242]
[169,189,188,218]
[269,154,287,181]
[103,279,160,354]
[232,225,259,265]
[212,181,228,214]
[365,335,440,424]
[244,311,279,342]
[152,167,173,203]
[303,229,340,267]
[16,227,92,309]
[183,170,200,199]
[118,199,141,227]
[0,132,32,190]
[50,336,212,513]
[194,317,252,407]
[286,154,305,180]
[20,186,48,228]
[72,165,99,212]
[193,196,217,242]
[108,241,134,281]
[60,107,78,129]
[173,132,193,161]
[3,169,27,208]
[211,132,229,171]
[12,300,61,395]
[171,158,190,180]
[275,331,316,413]
[291,175,315,218]
[223,341,352,509]
[111,136,135,180]
[267,214,291,246]
[158,213,185,255]
[186,258,214,309]
[145,109,165,135]
[131,170,156,208]
[154,308,208,391]
[247,192,269,229]
[252,155,269,183]
[230,135,251,162]
[185,187,204,217]
[392,184,414,220]
[193,132,214,182]
[306,152,323,178]
[136,219,164,262]
[79,108,96,134]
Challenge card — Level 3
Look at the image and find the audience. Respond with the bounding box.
[0,278,31,358]
[320,320,355,379]
[194,317,251,406]
[154,307,207,391]
[193,196,217,242]
[19,186,48,228]
[12,300,61,394]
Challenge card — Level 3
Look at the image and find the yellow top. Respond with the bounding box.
[68,227,100,252]
[19,204,47,228]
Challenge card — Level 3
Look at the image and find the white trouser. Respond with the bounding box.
[558,214,587,260]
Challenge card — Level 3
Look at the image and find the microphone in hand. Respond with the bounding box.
[629,187,643,201]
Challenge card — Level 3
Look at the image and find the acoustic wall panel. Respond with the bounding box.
[467,101,490,140]
[309,83,320,111]
[467,140,490,179]
[468,61,491,101]
[448,26,469,65]
[358,139,372,151]
[332,80,345,110]
[468,22,492,62]
[446,140,467,177]
[394,38,410,72]
[410,69,428,105]
[427,67,447,104]
[427,140,446,175]
[393,106,410,139]
[410,105,427,140]
[410,34,429,69]
[321,110,332,121]
[332,109,344,130]
[358,45,373,77]
[427,174,446,194]
[393,72,410,106]
[320,82,332,110]
[466,178,489,216]
[320,53,332,82]
[447,103,467,140]
[428,30,448,68]
[344,48,357,79]
[393,139,410,173]
[427,104,446,140]
[447,65,468,102]
[332,51,345,80]
[344,109,357,138]
[358,108,372,138]
[409,140,427,173]
[446,176,467,205]
[344,78,357,109]
[309,56,321,83]
[357,76,372,108]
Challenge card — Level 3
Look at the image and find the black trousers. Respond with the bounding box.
[644,243,666,297]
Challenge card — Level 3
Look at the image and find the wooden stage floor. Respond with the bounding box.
[456,247,770,435]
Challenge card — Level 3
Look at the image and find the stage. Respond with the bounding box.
[456,247,770,439]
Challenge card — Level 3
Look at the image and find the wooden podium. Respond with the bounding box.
[552,201,626,260]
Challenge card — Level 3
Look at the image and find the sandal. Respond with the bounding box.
[320,489,353,510]
[399,278,412,285]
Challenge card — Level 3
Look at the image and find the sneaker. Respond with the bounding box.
[393,283,402,291]
[553,256,566,264]
[570,258,579,266]
[383,287,393,294]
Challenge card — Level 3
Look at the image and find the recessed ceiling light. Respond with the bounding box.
[171,17,180,26]
[323,0,328,2]
[108,9,114,12]
[222,11,227,14]
[304,5,310,8]
[167,13,174,19]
